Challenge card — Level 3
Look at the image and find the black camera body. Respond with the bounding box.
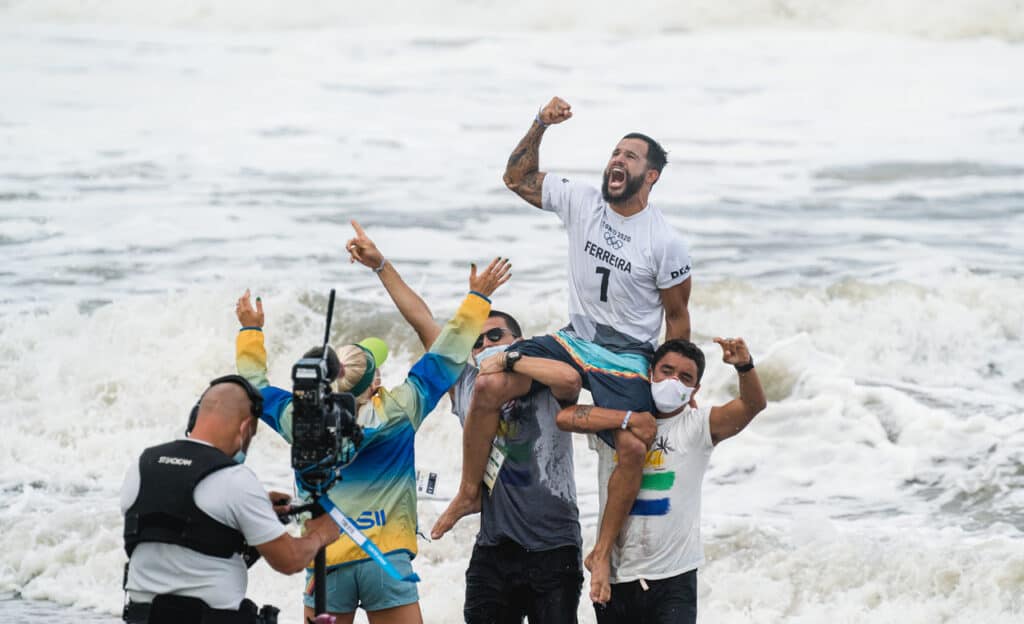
[290,353,363,490]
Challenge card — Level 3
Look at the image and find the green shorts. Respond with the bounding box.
[303,552,419,614]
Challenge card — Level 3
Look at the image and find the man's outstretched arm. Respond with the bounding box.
[708,337,767,445]
[256,513,340,575]
[503,96,572,208]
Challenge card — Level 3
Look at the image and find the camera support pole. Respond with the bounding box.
[289,501,330,619]
[320,289,335,363]
[312,289,334,619]
[313,528,327,617]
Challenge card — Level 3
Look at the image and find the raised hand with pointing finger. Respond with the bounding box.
[346,220,385,272]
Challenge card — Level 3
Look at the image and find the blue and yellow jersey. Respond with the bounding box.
[236,292,490,568]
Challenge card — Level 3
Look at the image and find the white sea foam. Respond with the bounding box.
[2,0,1024,40]
[699,520,1024,624]
[1,269,1021,621]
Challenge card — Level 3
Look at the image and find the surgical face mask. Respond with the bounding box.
[651,378,694,414]
[234,421,255,464]
[475,344,508,368]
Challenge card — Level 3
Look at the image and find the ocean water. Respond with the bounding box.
[1,2,1023,622]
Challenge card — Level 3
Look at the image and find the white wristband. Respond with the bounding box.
[620,410,632,430]
[373,258,386,274]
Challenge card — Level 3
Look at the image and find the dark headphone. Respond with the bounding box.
[186,374,264,435]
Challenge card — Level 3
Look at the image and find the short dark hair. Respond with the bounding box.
[488,310,522,338]
[303,345,341,381]
[622,132,668,173]
[653,339,706,383]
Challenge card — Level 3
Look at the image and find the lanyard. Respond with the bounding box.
[317,495,421,583]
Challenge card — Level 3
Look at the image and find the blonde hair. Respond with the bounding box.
[334,345,368,393]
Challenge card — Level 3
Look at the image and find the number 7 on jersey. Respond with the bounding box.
[595,267,610,303]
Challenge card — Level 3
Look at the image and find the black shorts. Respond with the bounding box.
[464,542,583,624]
[594,569,698,624]
[508,331,654,447]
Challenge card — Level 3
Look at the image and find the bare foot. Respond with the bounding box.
[584,549,611,605]
[430,489,481,539]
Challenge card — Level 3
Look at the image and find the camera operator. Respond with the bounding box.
[120,375,341,623]
[234,258,510,624]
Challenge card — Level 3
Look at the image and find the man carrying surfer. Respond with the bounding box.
[347,221,641,622]
[556,336,767,623]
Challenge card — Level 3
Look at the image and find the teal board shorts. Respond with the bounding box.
[507,329,654,448]
[304,551,419,613]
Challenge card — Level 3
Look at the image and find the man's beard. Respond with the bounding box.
[602,169,645,203]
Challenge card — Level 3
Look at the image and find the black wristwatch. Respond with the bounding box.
[505,350,522,372]
[734,357,755,373]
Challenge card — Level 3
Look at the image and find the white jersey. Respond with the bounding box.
[120,438,285,609]
[542,174,692,353]
[595,406,713,583]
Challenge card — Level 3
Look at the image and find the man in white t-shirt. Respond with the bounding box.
[121,375,340,623]
[555,337,767,623]
[432,96,693,605]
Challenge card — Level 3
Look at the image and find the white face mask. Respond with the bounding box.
[651,378,694,414]
[475,344,508,368]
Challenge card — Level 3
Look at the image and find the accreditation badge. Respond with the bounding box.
[482,441,507,493]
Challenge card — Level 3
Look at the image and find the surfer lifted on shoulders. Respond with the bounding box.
[433,95,694,605]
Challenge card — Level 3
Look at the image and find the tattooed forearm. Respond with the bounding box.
[507,146,528,169]
[573,405,593,424]
[503,121,545,196]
